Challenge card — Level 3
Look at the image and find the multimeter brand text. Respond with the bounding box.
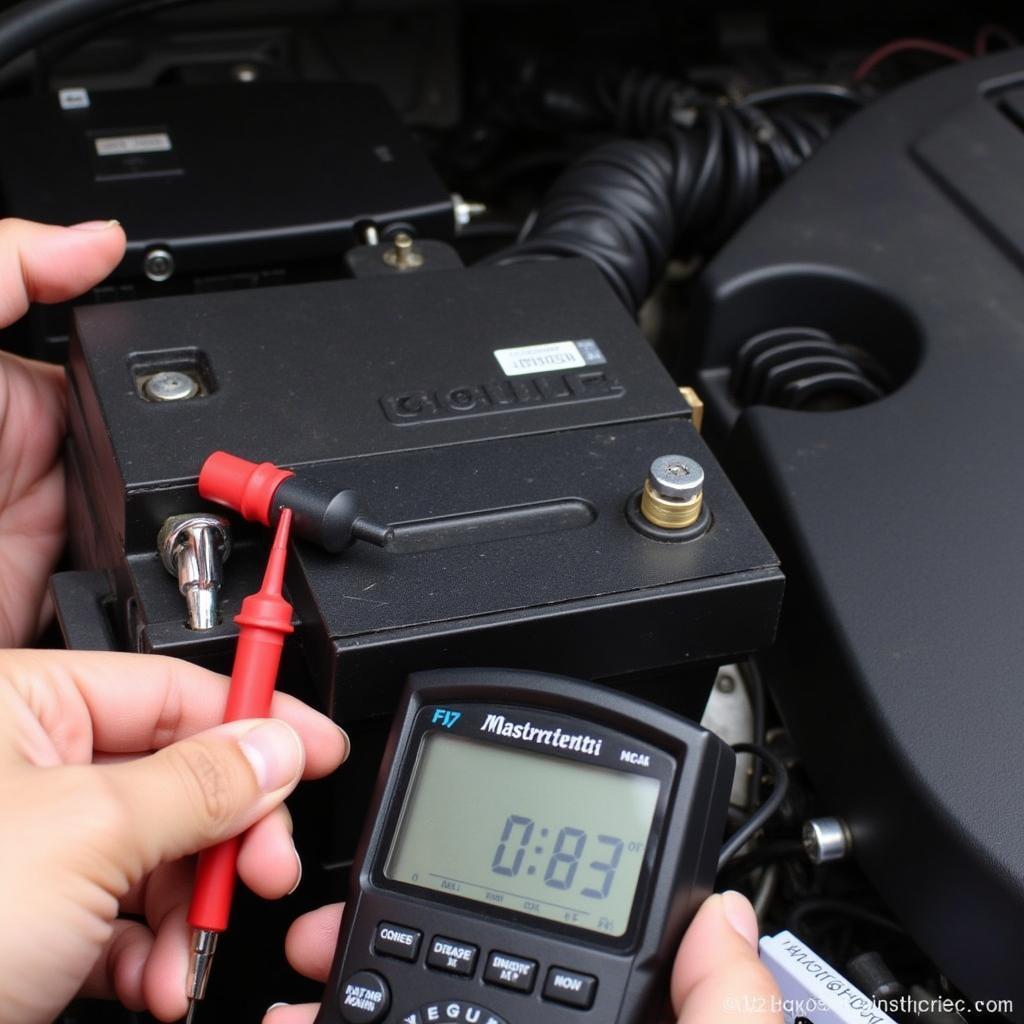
[480,714,603,756]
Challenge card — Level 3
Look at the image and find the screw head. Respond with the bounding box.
[648,454,704,501]
[716,672,736,693]
[143,247,175,282]
[144,371,199,402]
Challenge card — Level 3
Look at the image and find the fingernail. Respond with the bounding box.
[267,1003,290,1013]
[288,841,303,895]
[70,219,121,230]
[239,721,305,792]
[721,890,760,950]
[336,723,351,760]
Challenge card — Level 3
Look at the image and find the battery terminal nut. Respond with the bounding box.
[158,513,232,630]
[641,455,705,529]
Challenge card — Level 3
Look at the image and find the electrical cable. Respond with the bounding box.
[740,659,767,805]
[718,838,805,882]
[787,898,903,936]
[852,37,972,83]
[718,742,789,872]
[738,83,865,109]
[0,0,146,71]
[975,23,1020,56]
[752,862,780,920]
[741,660,767,747]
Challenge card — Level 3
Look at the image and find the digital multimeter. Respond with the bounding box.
[314,669,735,1024]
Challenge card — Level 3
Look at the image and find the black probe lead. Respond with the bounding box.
[718,742,789,872]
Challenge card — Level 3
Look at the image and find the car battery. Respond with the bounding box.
[54,254,782,864]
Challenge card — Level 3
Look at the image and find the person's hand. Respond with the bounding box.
[0,648,348,1024]
[0,217,126,646]
[670,891,782,1024]
[262,890,783,1024]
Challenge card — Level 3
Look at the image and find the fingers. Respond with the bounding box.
[2,649,348,778]
[286,903,345,982]
[264,1004,320,1024]
[238,804,302,899]
[142,903,191,1021]
[77,918,154,1011]
[671,891,782,1024]
[96,718,306,883]
[0,217,125,328]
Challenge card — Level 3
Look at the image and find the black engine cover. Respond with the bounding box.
[686,52,1024,1011]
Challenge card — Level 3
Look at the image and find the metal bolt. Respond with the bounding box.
[143,247,175,283]
[648,454,704,500]
[640,454,705,529]
[362,224,380,246]
[382,232,424,270]
[452,193,487,230]
[144,371,199,402]
[802,816,852,865]
[716,672,736,694]
[158,514,232,630]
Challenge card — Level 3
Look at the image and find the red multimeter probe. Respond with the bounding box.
[184,508,295,1022]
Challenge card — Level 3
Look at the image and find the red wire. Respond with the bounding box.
[853,38,973,82]
[975,23,1020,56]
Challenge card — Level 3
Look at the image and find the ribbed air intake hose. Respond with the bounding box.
[487,74,838,314]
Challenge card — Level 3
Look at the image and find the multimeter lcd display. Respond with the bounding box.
[384,732,661,937]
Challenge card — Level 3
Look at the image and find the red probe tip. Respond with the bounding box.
[261,508,293,597]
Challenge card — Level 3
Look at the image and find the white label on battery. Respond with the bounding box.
[59,88,90,110]
[494,339,606,377]
[94,132,172,156]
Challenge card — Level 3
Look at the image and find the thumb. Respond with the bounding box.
[671,891,782,1024]
[94,718,305,884]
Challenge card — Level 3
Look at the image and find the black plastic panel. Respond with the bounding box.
[0,82,453,280]
[685,51,1024,1015]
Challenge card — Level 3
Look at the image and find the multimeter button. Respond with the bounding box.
[483,951,538,993]
[339,970,390,1023]
[421,1001,507,1024]
[426,936,479,976]
[543,967,597,1009]
[373,921,422,961]
[399,1012,423,1024]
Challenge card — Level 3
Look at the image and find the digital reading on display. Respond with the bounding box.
[384,731,661,937]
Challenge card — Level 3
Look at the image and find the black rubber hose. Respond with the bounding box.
[483,70,850,312]
[485,85,838,314]
[0,0,143,71]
